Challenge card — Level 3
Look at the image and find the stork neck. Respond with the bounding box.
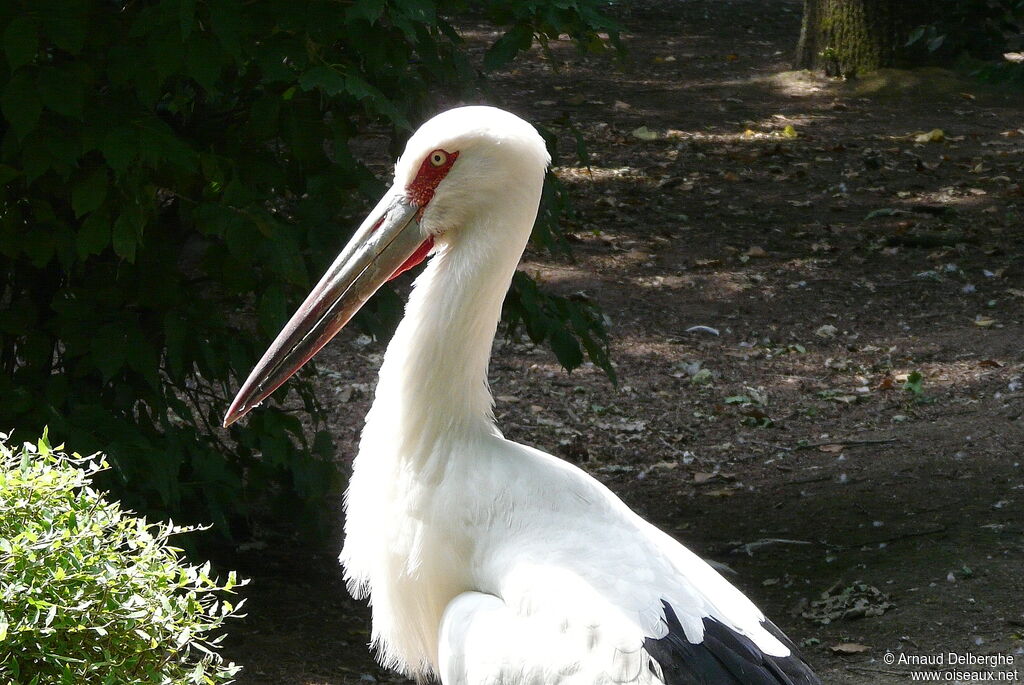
[362,215,530,472]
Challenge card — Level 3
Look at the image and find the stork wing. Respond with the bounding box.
[439,440,820,685]
[439,590,663,685]
[438,591,818,685]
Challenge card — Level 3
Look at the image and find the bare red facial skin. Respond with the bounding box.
[374,148,457,281]
[406,149,459,212]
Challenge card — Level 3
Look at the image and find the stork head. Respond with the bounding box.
[223,106,549,427]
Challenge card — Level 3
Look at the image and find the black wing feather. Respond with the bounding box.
[642,601,821,685]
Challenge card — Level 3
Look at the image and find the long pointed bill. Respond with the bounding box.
[223,190,431,427]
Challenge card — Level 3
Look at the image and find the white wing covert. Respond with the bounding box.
[437,441,820,685]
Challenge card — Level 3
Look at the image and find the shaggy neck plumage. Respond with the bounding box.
[359,210,531,479]
[341,153,545,677]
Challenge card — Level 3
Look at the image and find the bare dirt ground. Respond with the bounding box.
[222,1,1024,682]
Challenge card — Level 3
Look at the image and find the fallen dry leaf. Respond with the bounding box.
[702,488,736,498]
[914,128,945,144]
[744,246,767,258]
[973,316,997,328]
[781,124,798,139]
[818,444,844,453]
[831,643,871,655]
[876,376,896,391]
[979,359,1004,368]
[631,126,659,141]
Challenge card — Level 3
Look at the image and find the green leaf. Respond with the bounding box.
[0,164,21,186]
[257,283,286,337]
[179,0,197,40]
[148,30,185,82]
[343,74,410,128]
[40,0,88,53]
[903,370,924,396]
[20,132,51,181]
[1,72,42,139]
[163,313,187,380]
[71,169,108,218]
[209,0,244,57]
[100,127,137,174]
[36,66,85,119]
[906,25,926,46]
[3,16,38,70]
[112,211,141,262]
[299,66,347,95]
[90,326,126,380]
[312,429,333,457]
[77,209,111,258]
[484,24,534,71]
[185,36,222,91]
[126,328,160,389]
[550,327,584,370]
[345,0,387,25]
[247,94,280,137]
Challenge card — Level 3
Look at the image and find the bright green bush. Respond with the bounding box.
[0,0,619,535]
[0,431,246,684]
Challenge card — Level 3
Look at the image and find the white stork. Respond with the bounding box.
[224,106,821,685]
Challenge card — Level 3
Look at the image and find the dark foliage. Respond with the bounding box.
[905,0,1024,77]
[0,0,620,535]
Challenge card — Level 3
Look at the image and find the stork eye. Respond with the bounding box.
[429,150,448,167]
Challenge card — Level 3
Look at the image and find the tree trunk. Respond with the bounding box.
[795,0,912,77]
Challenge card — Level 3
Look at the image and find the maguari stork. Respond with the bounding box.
[224,106,821,685]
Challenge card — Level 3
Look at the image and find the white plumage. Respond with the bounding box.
[227,106,820,685]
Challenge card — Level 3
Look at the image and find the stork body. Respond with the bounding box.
[226,107,820,684]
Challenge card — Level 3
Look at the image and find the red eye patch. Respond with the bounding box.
[381,148,457,282]
[406,148,459,209]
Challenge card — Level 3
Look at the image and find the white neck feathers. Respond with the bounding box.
[339,108,550,676]
[339,194,539,676]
